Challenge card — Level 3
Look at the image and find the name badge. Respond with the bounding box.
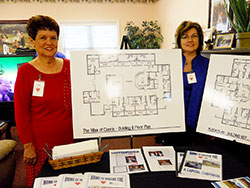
[32,80,45,97]
[187,72,197,84]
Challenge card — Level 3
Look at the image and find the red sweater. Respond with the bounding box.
[14,59,74,150]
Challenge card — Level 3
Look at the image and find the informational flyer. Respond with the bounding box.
[109,149,148,174]
[142,146,176,171]
[56,174,85,188]
[197,55,250,145]
[178,150,222,181]
[70,49,185,139]
[82,172,130,188]
[212,176,250,188]
[33,176,58,188]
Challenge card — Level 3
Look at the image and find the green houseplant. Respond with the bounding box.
[125,20,164,49]
[224,0,250,48]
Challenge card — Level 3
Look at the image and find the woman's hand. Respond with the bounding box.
[23,142,37,165]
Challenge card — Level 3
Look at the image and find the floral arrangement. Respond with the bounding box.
[125,20,164,49]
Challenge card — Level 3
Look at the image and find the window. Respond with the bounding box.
[60,21,119,58]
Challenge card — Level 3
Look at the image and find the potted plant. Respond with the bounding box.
[224,0,250,48]
[125,20,164,49]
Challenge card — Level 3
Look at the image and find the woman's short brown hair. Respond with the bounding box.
[26,15,59,40]
[175,21,204,54]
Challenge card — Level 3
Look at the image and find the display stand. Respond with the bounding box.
[130,135,134,149]
[120,35,132,49]
[121,35,134,150]
[98,136,102,151]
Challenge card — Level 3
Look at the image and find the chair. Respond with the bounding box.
[0,139,17,188]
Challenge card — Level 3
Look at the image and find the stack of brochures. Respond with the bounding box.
[34,172,130,188]
[177,150,222,181]
[52,139,99,160]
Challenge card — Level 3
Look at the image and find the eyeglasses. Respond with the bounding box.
[181,34,199,40]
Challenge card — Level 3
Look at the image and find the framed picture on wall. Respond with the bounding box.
[0,20,32,54]
[208,0,233,32]
[213,32,234,49]
[203,28,216,50]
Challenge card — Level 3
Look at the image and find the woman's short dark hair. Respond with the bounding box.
[26,15,59,40]
[175,21,204,54]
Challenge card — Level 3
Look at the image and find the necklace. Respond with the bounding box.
[33,58,62,74]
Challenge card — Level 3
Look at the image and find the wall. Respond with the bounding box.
[156,0,210,49]
[0,1,209,50]
[0,3,157,50]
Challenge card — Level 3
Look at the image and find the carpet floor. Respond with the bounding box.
[11,126,28,188]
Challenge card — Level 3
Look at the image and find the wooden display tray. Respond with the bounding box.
[49,151,104,170]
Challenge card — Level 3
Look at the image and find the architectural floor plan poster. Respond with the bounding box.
[197,55,250,145]
[70,49,185,138]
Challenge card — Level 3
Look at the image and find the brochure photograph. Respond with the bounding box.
[142,146,176,171]
[109,149,148,174]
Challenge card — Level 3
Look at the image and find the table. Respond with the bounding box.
[37,145,250,188]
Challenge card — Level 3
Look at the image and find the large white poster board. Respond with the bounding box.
[70,49,185,139]
[197,55,250,145]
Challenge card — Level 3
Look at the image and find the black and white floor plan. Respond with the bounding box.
[83,53,171,117]
[197,55,250,145]
[212,58,250,129]
[70,50,185,138]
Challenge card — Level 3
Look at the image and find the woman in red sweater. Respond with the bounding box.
[14,15,74,187]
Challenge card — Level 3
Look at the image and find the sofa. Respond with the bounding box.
[0,139,17,188]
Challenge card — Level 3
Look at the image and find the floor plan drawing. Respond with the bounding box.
[83,53,171,118]
[197,55,250,145]
[70,50,185,138]
[212,58,250,130]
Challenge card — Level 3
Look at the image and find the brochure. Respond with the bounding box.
[55,174,85,188]
[142,146,176,171]
[34,173,130,188]
[178,150,222,181]
[82,172,130,188]
[109,149,148,174]
[33,176,58,188]
[212,176,250,188]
